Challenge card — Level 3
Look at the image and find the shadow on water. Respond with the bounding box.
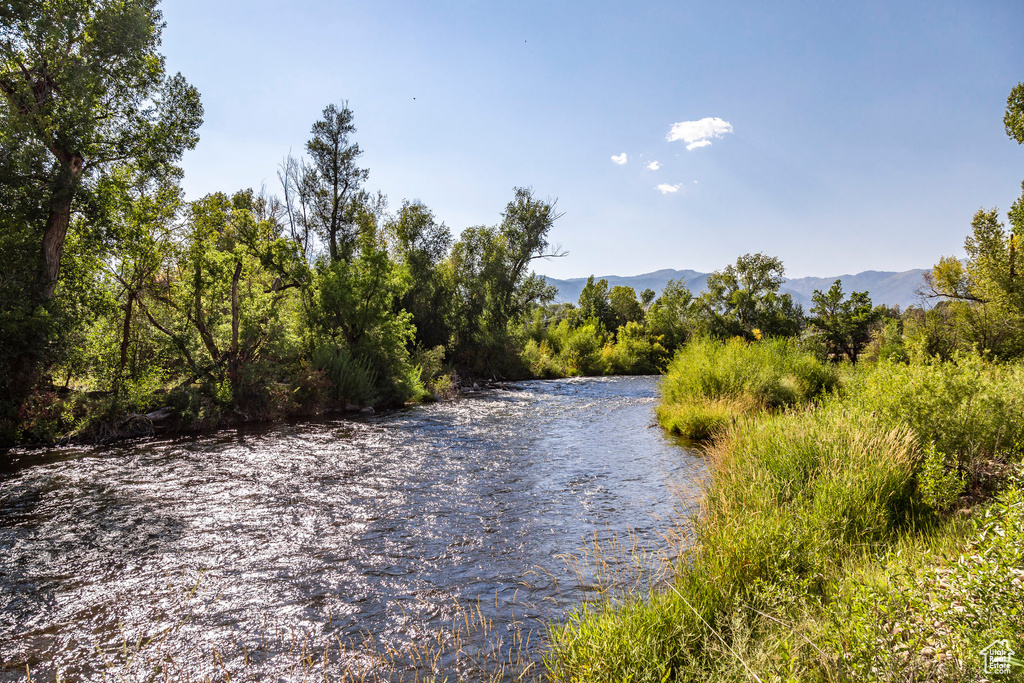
[0,376,706,681]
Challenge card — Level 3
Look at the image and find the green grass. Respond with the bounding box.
[546,347,1024,682]
[656,337,838,440]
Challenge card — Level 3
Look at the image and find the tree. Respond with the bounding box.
[646,279,693,350]
[695,253,802,339]
[448,188,563,374]
[577,276,612,329]
[0,0,202,297]
[923,202,1024,358]
[303,102,369,263]
[0,0,201,440]
[609,285,645,330]
[387,200,454,350]
[1006,81,1024,144]
[640,288,656,310]
[808,279,881,363]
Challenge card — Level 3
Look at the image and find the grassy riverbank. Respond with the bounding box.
[546,341,1024,682]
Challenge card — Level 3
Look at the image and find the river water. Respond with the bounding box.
[0,376,705,681]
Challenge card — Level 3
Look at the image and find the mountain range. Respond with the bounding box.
[544,267,931,310]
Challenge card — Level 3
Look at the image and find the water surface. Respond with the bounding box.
[0,376,705,680]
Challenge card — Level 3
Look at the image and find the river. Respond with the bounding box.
[0,375,705,681]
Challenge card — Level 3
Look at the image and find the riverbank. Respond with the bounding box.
[546,340,1024,681]
[3,371,517,457]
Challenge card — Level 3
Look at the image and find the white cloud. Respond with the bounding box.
[656,183,682,194]
[646,161,661,170]
[666,117,733,151]
[611,152,628,165]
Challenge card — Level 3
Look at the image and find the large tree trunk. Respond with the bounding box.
[41,150,85,298]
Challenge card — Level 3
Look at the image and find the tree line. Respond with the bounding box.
[3,0,1022,449]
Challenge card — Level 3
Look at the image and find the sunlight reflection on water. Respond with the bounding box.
[0,375,706,681]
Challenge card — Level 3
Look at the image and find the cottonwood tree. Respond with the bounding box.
[808,279,881,362]
[448,188,563,374]
[0,0,202,438]
[0,0,202,297]
[695,253,803,339]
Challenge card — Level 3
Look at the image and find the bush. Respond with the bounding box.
[841,355,1024,477]
[311,344,379,407]
[601,322,668,375]
[657,337,839,439]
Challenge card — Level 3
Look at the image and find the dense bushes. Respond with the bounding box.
[656,337,839,439]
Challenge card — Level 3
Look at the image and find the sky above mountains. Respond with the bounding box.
[161,0,1023,279]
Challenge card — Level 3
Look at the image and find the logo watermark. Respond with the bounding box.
[980,639,1023,676]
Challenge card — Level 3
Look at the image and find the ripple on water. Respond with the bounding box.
[0,375,706,681]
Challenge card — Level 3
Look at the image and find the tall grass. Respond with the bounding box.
[656,337,838,440]
[547,347,1024,682]
[311,344,380,408]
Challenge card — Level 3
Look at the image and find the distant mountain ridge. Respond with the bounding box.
[544,267,930,310]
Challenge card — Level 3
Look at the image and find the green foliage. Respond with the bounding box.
[601,321,667,375]
[388,200,454,350]
[694,252,803,340]
[918,442,966,512]
[447,188,560,376]
[560,320,607,376]
[551,348,1024,682]
[827,482,1024,681]
[660,337,838,412]
[657,337,838,440]
[307,226,420,406]
[1006,81,1024,144]
[311,344,379,407]
[924,203,1024,359]
[577,276,614,331]
[548,406,925,681]
[608,285,645,330]
[866,317,910,363]
[303,102,369,263]
[0,0,201,443]
[841,354,1024,474]
[808,279,883,362]
[646,278,694,351]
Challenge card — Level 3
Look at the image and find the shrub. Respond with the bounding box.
[841,355,1024,476]
[602,322,669,375]
[657,337,838,439]
[311,344,379,407]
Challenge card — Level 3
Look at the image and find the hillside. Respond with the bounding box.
[545,267,930,310]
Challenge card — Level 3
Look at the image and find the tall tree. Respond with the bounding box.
[0,0,202,297]
[609,285,645,330]
[0,0,201,440]
[647,278,694,350]
[448,188,563,374]
[387,200,454,350]
[577,276,612,329]
[303,102,369,263]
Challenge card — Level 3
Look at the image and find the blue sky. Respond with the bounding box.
[161,0,1024,279]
